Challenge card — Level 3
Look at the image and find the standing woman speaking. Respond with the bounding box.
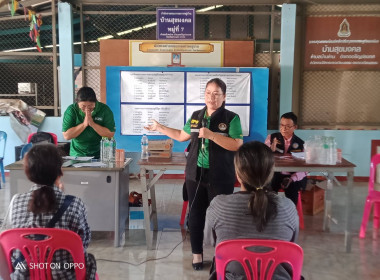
[145,78,243,270]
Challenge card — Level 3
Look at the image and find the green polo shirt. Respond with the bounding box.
[62,101,116,158]
[183,114,243,168]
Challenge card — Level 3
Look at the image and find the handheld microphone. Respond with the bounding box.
[201,118,207,150]
[274,137,284,154]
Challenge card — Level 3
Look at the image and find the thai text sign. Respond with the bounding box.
[156,8,195,40]
[304,17,380,69]
[138,42,213,53]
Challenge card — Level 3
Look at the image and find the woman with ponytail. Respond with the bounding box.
[205,141,299,280]
[6,144,97,279]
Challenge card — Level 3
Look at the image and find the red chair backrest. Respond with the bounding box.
[0,228,86,280]
[27,132,58,146]
[215,239,303,280]
[369,154,380,193]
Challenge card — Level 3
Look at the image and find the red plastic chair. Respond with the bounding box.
[278,190,304,230]
[359,154,380,238]
[27,132,58,146]
[180,179,241,225]
[215,239,304,280]
[180,200,189,225]
[0,228,91,280]
[296,192,304,230]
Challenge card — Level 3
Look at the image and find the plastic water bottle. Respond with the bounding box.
[100,137,104,161]
[141,134,149,160]
[110,137,116,162]
[103,138,110,162]
[328,137,337,165]
[321,136,329,164]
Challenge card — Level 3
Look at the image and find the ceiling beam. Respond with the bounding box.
[71,0,380,5]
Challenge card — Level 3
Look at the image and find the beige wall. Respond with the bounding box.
[99,40,254,102]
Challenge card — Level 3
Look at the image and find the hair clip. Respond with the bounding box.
[256,186,264,190]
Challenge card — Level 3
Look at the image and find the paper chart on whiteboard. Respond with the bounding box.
[120,70,251,136]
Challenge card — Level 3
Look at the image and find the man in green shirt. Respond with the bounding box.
[62,87,115,158]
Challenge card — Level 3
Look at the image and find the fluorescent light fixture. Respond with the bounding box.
[143,22,157,29]
[117,26,143,36]
[276,5,282,8]
[3,41,87,52]
[3,46,38,52]
[31,0,51,7]
[197,5,223,12]
[88,40,97,43]
[44,44,60,48]
[97,35,114,41]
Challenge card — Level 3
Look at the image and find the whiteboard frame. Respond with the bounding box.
[106,66,269,152]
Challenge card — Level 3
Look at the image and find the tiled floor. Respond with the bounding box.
[1,177,380,279]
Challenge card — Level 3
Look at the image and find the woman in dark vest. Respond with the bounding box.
[145,78,243,270]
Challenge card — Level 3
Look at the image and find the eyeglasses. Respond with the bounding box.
[205,92,224,98]
[279,124,295,130]
[78,102,95,111]
[80,105,95,110]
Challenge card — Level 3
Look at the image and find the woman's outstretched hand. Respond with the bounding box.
[144,119,160,131]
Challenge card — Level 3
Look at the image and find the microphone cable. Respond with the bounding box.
[188,117,208,222]
[96,119,207,266]
[98,118,208,266]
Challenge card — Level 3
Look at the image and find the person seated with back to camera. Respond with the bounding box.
[265,112,307,206]
[2,143,97,279]
[204,141,300,280]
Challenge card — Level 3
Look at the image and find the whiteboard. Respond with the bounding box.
[120,70,251,136]
[186,72,251,104]
[121,71,185,103]
[121,104,184,135]
[186,105,250,136]
[106,66,269,153]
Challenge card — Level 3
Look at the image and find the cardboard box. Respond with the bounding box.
[149,150,172,158]
[148,139,173,158]
[129,207,145,229]
[301,183,325,215]
[148,139,173,151]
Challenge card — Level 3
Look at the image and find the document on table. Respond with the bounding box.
[72,162,107,168]
[291,152,305,160]
[63,156,94,161]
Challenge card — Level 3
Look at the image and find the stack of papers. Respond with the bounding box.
[62,156,94,161]
[291,152,305,160]
[72,162,107,168]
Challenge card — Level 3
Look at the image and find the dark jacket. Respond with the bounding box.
[185,106,238,187]
[270,132,304,154]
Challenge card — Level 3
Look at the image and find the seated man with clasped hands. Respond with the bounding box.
[265,112,307,205]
